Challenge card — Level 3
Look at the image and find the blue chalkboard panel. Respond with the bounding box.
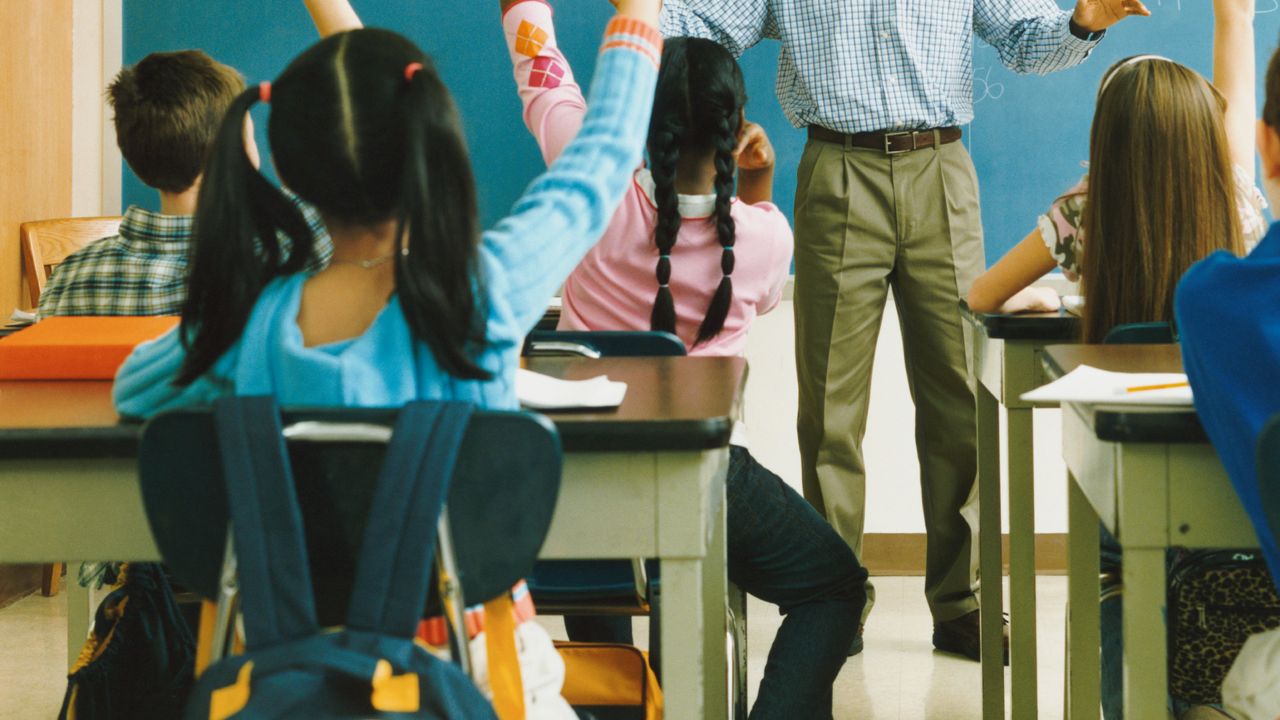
[121,1,799,239]
[122,2,1280,266]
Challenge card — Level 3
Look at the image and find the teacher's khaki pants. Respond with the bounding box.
[793,133,982,624]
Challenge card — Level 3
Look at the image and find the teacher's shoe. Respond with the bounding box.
[932,610,1008,665]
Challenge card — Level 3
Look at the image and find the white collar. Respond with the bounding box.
[634,168,725,219]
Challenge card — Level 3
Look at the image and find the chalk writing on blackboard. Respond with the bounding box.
[973,66,1005,104]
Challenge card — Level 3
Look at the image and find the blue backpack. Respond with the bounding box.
[183,397,497,720]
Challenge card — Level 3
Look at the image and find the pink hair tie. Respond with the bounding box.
[404,62,423,82]
[258,81,271,103]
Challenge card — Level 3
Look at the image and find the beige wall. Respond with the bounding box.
[0,1,75,315]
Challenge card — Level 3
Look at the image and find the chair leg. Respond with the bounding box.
[41,563,63,597]
[728,584,748,719]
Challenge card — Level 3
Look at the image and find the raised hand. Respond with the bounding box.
[734,121,775,173]
[1073,0,1151,32]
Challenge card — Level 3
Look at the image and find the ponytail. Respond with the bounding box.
[394,58,490,380]
[177,85,314,385]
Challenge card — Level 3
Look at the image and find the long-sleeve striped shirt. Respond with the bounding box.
[660,0,1102,133]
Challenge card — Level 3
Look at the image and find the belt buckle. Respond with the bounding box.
[884,130,916,155]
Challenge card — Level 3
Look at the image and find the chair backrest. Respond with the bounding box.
[524,330,687,358]
[20,216,122,307]
[1103,321,1176,345]
[1258,414,1280,555]
[138,406,562,625]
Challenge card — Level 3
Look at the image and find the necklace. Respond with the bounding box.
[331,254,396,269]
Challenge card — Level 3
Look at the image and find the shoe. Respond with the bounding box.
[848,625,864,657]
[932,609,1008,665]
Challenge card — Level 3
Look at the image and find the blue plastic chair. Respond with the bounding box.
[1102,321,1176,345]
[138,405,562,659]
[524,330,686,359]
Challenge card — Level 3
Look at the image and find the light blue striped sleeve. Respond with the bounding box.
[479,16,662,345]
[112,326,237,418]
[974,0,1100,75]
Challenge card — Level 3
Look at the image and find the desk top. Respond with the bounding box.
[0,356,744,458]
[1041,344,1206,444]
[959,301,1079,341]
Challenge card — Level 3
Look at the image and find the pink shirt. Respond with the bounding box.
[504,1,793,357]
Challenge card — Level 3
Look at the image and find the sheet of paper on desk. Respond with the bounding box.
[517,368,626,410]
[1021,365,1193,406]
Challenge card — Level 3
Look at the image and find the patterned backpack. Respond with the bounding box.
[183,397,497,719]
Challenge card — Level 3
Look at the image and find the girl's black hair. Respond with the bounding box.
[176,29,488,385]
[647,37,746,346]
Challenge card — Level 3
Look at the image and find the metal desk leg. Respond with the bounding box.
[1066,474,1101,720]
[701,466,729,720]
[66,565,90,669]
[1122,548,1167,720]
[977,382,1005,719]
[1008,406,1038,719]
[657,450,728,720]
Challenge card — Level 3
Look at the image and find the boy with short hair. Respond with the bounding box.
[38,49,327,317]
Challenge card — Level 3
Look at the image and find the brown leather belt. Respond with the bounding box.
[808,125,963,154]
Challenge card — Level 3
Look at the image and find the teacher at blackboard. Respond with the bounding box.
[661,0,1149,660]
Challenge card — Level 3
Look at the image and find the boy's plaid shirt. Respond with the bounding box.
[37,203,330,318]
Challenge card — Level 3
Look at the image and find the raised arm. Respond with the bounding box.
[659,0,770,57]
[974,0,1147,76]
[481,2,663,343]
[1214,0,1257,178]
[303,0,363,37]
[500,0,589,165]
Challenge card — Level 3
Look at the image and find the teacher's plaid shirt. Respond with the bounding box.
[661,0,1101,134]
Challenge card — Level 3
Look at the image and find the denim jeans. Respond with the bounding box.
[565,446,868,720]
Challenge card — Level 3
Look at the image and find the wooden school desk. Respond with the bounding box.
[962,301,1078,720]
[0,356,744,720]
[1042,345,1255,720]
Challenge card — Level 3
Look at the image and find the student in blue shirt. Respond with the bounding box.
[1177,43,1280,594]
[113,3,664,416]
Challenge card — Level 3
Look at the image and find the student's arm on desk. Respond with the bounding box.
[112,327,236,418]
[968,227,1062,313]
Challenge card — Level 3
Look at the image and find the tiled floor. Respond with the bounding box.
[0,575,1066,719]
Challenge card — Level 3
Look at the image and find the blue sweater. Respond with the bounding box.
[1176,220,1280,580]
[114,19,661,418]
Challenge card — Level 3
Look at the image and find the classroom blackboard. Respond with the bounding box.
[123,1,1280,266]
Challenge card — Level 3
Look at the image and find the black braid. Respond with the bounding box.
[649,128,681,335]
[645,37,746,347]
[695,111,738,345]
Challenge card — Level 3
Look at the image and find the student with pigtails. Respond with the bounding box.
[112,0,665,715]
[501,2,868,717]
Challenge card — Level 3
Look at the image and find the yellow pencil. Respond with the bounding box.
[1125,381,1189,394]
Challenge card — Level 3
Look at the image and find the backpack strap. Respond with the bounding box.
[213,396,319,647]
[346,401,474,637]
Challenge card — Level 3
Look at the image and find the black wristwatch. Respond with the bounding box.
[1068,17,1106,42]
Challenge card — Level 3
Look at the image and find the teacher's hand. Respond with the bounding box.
[1073,0,1151,32]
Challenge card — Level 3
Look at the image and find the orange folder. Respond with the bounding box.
[0,316,178,380]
